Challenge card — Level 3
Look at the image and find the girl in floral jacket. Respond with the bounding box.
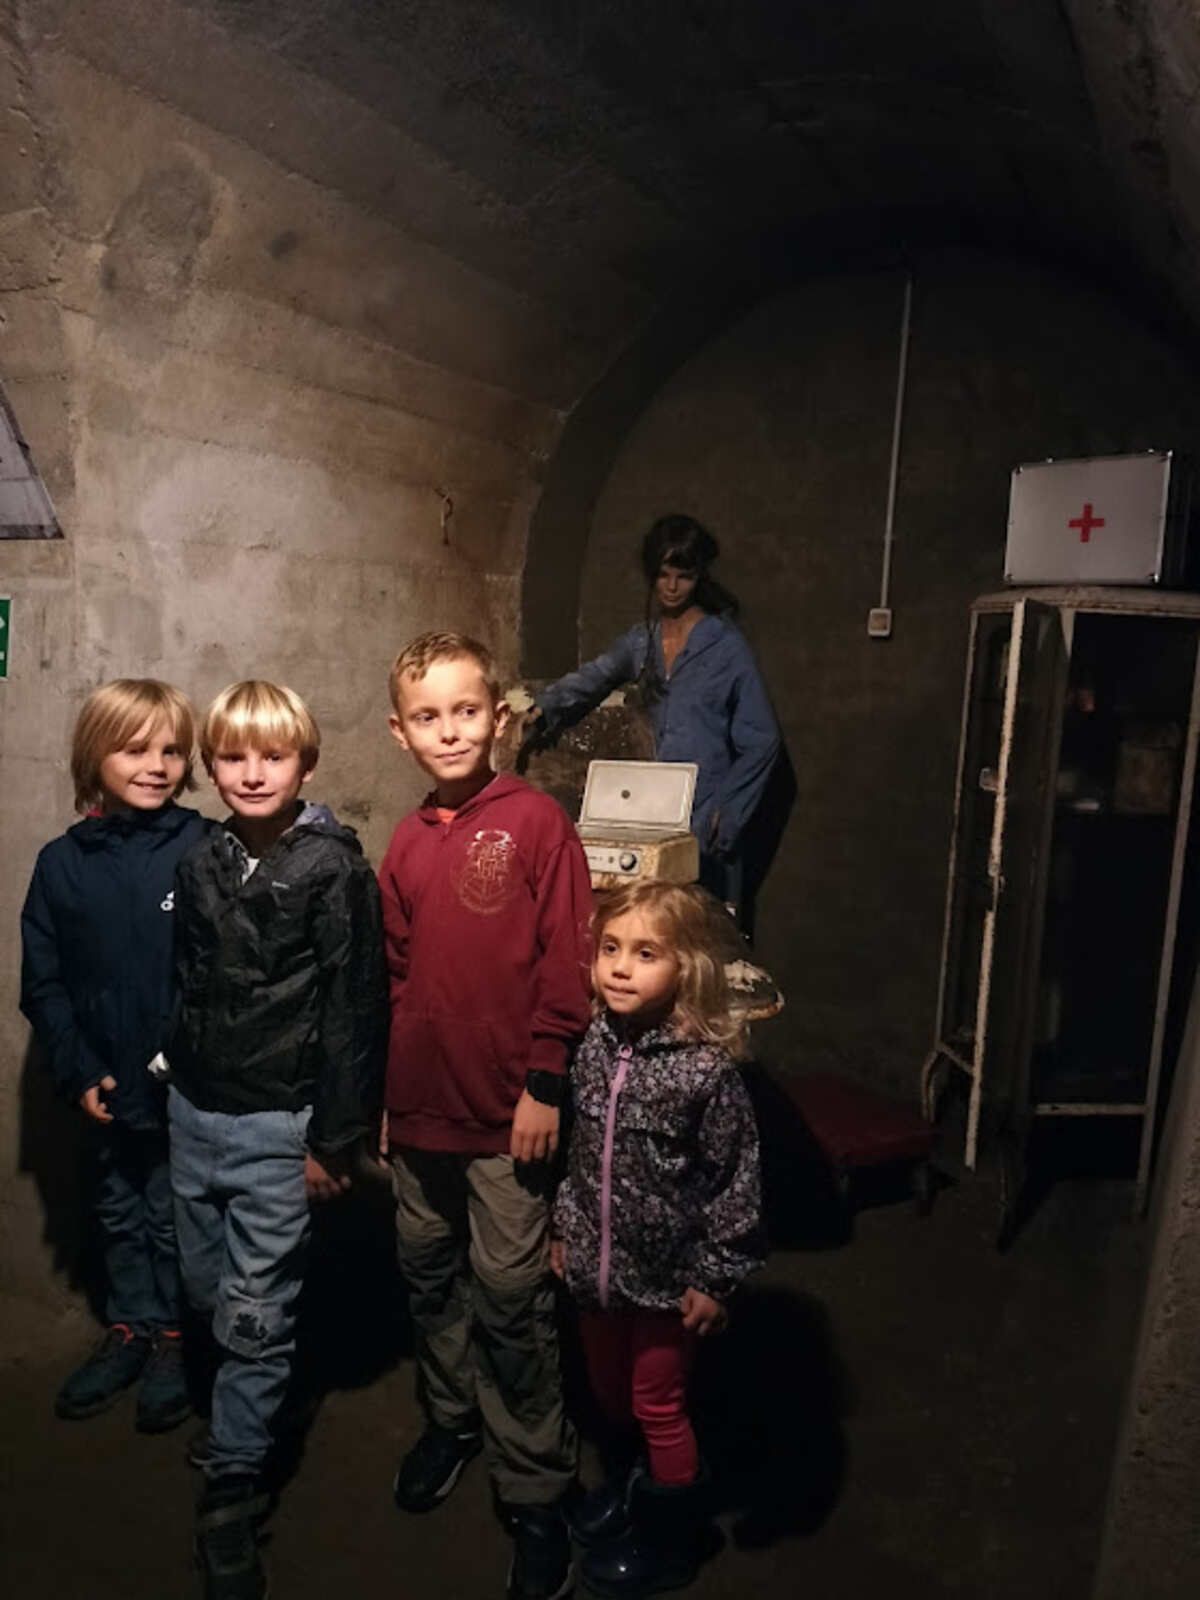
[552,881,765,1598]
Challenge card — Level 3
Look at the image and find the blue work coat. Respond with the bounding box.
[537,614,780,856]
[20,803,213,1128]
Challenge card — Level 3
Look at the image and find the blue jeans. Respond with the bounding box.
[93,1124,180,1332]
[168,1087,311,1480]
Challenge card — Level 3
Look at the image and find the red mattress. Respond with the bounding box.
[778,1071,933,1169]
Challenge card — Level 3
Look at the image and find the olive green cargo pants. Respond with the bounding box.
[391,1148,577,1507]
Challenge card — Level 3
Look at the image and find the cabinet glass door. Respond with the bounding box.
[967,599,1067,1164]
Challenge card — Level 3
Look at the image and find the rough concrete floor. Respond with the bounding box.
[0,1104,1146,1600]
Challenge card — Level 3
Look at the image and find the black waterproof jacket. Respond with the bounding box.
[20,803,214,1128]
[169,803,388,1155]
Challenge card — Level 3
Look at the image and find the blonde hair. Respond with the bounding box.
[71,679,197,813]
[201,680,320,769]
[389,631,500,711]
[593,881,748,1059]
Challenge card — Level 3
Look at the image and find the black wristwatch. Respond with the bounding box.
[525,1069,566,1108]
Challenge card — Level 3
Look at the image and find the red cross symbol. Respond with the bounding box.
[1068,502,1105,544]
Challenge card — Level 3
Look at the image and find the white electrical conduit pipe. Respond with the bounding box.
[876,271,913,625]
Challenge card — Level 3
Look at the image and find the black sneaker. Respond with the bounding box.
[508,1503,573,1600]
[55,1324,151,1419]
[195,1476,270,1600]
[392,1422,482,1513]
[137,1329,192,1433]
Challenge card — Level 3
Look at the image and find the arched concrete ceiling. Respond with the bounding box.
[173,0,1200,666]
[16,0,1200,665]
[177,2,1182,290]
[174,0,1200,335]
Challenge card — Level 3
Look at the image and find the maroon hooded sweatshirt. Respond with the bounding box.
[379,773,593,1154]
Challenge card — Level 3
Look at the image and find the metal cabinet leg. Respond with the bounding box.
[921,1049,952,1122]
[912,1160,935,1216]
[996,1133,1029,1251]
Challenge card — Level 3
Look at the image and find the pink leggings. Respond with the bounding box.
[578,1310,699,1486]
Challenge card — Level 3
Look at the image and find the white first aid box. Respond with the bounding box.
[1004,451,1189,586]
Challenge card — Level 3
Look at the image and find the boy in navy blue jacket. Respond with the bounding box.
[20,678,212,1430]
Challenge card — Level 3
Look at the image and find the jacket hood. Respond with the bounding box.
[279,801,365,856]
[68,801,202,850]
[416,772,528,826]
[291,800,359,842]
[594,1010,693,1055]
[219,801,365,860]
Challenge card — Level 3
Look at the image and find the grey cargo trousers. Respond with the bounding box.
[391,1147,577,1506]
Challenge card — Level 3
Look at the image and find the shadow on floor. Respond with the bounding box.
[696,1283,849,1547]
[262,1177,412,1491]
[746,1061,858,1249]
[15,1042,870,1565]
[17,1039,108,1320]
[273,1157,852,1557]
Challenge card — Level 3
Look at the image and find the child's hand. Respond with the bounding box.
[304,1151,352,1203]
[510,1090,559,1164]
[549,1239,566,1279]
[79,1076,117,1124]
[680,1288,727,1337]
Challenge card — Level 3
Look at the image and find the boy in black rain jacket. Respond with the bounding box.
[168,680,387,1600]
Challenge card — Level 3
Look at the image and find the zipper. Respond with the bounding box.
[597,1043,633,1310]
[120,824,139,1097]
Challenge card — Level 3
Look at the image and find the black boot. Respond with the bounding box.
[507,1501,574,1600]
[581,1469,716,1598]
[194,1475,271,1600]
[567,1458,645,1548]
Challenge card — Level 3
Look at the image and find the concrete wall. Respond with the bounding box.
[572,247,1200,1089]
[1096,965,1200,1598]
[0,0,584,1315]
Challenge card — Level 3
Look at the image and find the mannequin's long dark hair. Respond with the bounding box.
[636,514,738,704]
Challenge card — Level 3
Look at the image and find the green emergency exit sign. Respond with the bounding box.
[0,596,10,680]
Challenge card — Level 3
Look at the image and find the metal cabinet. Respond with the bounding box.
[922,587,1200,1231]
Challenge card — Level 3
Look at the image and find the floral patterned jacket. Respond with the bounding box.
[554,1012,766,1313]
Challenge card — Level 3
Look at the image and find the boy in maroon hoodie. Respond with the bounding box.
[379,631,592,1600]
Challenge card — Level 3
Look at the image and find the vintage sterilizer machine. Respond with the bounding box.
[575,759,699,890]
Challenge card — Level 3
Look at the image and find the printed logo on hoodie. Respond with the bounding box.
[453,828,517,915]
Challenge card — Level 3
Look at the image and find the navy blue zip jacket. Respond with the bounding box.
[537,614,780,856]
[20,803,214,1129]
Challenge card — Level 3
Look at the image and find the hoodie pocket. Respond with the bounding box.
[387,1012,527,1129]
